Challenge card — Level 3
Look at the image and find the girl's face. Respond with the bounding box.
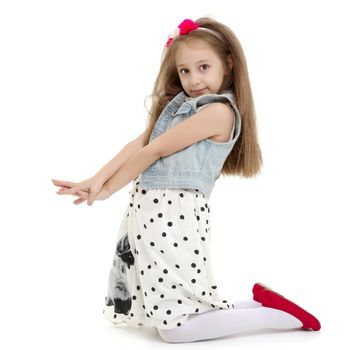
[174,38,231,98]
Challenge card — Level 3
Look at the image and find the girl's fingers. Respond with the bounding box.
[54,183,72,189]
[53,179,91,205]
[53,180,89,197]
[57,189,77,195]
[56,186,71,193]
[57,188,89,197]
[62,186,84,195]
[57,188,73,195]
[52,179,76,187]
[57,186,82,192]
[54,184,75,192]
[73,197,86,205]
[77,190,88,197]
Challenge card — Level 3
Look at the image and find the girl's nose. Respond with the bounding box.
[190,73,201,86]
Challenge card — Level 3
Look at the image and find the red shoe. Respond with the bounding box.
[261,288,321,331]
[252,282,284,302]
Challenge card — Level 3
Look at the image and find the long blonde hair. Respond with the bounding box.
[141,17,263,178]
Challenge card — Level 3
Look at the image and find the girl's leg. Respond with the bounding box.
[157,305,302,343]
[231,299,262,308]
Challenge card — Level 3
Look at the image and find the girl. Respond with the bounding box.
[52,17,321,343]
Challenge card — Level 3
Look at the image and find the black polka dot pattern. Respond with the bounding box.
[102,175,234,330]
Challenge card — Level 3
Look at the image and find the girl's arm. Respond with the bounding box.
[94,131,146,182]
[103,145,160,197]
[102,103,231,198]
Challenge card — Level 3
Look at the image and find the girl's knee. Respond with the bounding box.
[156,327,187,343]
[157,328,175,343]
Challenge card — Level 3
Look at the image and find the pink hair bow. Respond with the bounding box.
[166,19,199,48]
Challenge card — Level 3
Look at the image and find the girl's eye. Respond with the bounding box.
[178,64,209,75]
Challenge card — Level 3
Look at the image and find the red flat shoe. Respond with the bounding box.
[261,288,321,331]
[252,282,284,302]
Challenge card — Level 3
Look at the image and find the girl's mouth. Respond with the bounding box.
[192,88,207,94]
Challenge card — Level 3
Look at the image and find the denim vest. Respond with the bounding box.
[140,90,242,199]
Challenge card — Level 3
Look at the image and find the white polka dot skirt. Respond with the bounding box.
[102,175,234,330]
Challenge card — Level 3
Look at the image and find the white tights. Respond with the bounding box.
[157,299,303,343]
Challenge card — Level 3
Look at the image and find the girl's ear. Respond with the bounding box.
[225,55,233,72]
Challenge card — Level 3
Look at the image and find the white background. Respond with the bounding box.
[0,0,349,348]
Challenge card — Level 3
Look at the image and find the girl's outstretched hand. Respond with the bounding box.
[52,176,110,206]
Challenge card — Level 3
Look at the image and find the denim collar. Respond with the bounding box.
[170,90,235,117]
[184,89,234,102]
